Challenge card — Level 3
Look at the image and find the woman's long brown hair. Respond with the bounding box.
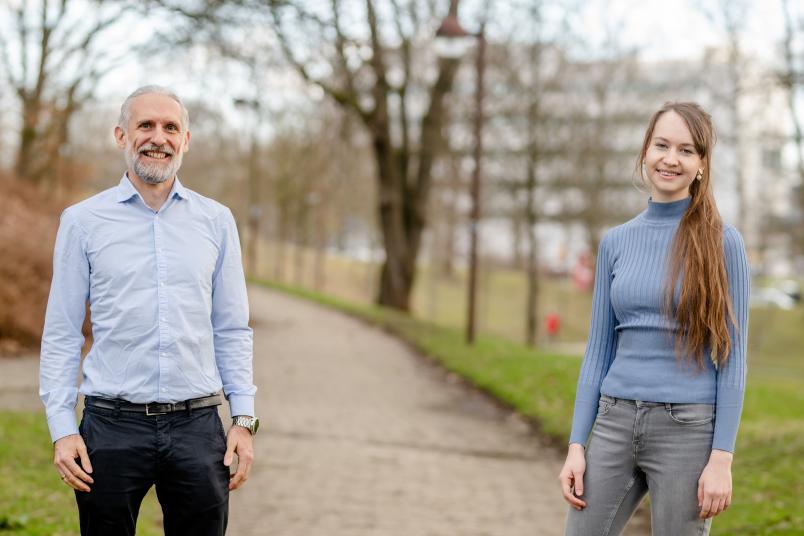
[636,102,737,368]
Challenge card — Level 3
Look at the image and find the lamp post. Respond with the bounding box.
[436,5,486,345]
[234,97,262,278]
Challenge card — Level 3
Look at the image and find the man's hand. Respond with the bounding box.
[223,425,254,491]
[558,442,587,510]
[698,449,733,519]
[54,434,93,492]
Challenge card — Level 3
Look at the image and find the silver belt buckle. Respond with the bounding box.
[145,403,167,416]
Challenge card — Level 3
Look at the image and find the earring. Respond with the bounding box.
[695,169,703,181]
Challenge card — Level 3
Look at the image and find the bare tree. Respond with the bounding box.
[700,0,750,233]
[263,0,464,311]
[491,2,554,346]
[781,0,804,264]
[433,151,463,278]
[0,0,134,188]
[259,102,375,287]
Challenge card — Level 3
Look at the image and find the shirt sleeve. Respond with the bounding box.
[569,232,619,446]
[712,226,750,452]
[39,208,89,442]
[211,208,256,417]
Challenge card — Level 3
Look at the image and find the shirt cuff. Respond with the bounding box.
[713,386,744,453]
[228,394,255,417]
[569,384,601,446]
[48,411,80,443]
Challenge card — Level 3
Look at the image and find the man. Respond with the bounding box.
[39,85,258,536]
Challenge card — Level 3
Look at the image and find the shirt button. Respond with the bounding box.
[160,352,166,357]
[160,281,165,287]
[161,388,167,393]
[161,317,166,322]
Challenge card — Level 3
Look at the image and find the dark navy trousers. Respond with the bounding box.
[75,404,230,536]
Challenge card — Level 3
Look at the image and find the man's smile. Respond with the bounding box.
[138,147,174,161]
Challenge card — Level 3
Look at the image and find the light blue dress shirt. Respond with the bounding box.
[40,175,256,442]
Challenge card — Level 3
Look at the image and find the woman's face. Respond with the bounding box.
[644,110,704,202]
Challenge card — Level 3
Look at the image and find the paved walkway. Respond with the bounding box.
[0,353,42,411]
[1,286,650,535]
[226,287,648,536]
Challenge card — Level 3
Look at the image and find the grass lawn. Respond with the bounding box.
[257,279,804,535]
[0,411,162,536]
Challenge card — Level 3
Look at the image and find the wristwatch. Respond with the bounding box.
[232,415,260,435]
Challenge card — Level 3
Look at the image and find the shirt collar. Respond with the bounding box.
[116,173,189,203]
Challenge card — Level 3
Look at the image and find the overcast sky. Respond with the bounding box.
[564,0,791,62]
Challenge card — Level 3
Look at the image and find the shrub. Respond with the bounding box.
[0,174,60,353]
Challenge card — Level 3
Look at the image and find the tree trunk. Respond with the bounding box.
[293,203,309,287]
[373,56,461,311]
[313,202,327,291]
[15,99,40,182]
[525,154,540,347]
[782,0,804,264]
[274,205,289,282]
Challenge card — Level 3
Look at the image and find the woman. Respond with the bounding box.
[559,102,749,536]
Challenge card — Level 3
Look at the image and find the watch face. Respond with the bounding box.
[252,418,260,434]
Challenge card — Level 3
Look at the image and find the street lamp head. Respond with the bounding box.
[436,14,470,39]
[435,14,474,59]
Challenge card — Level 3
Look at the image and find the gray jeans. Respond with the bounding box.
[565,396,714,536]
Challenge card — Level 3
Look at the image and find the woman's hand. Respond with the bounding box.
[559,442,587,510]
[697,449,733,519]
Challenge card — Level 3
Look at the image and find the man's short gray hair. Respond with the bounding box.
[118,85,190,132]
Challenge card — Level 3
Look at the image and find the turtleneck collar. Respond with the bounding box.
[643,196,691,223]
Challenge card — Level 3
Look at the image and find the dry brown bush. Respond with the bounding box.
[0,173,60,354]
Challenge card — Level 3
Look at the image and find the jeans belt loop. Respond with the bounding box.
[113,399,121,419]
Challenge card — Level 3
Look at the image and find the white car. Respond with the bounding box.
[750,286,796,310]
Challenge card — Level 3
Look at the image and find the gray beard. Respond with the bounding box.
[125,147,183,185]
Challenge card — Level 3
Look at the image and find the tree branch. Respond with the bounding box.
[389,0,412,183]
[16,5,28,97]
[48,5,133,71]
[269,2,370,123]
[331,0,359,106]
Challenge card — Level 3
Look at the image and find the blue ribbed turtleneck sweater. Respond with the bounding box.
[569,196,749,452]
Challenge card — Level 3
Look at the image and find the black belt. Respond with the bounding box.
[85,394,222,416]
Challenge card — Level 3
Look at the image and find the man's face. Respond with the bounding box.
[115,93,190,185]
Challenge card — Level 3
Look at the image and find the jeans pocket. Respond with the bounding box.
[213,411,228,448]
[665,403,715,425]
[597,395,615,416]
[78,409,87,439]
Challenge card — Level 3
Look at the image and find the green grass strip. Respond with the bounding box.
[0,411,162,535]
